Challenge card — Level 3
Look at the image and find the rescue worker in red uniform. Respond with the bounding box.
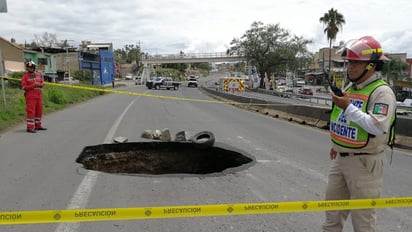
[322,36,396,232]
[21,61,47,133]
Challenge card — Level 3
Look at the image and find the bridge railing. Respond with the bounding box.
[142,52,244,61]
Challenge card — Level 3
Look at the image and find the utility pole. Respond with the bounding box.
[62,39,74,78]
[0,48,6,108]
[65,47,70,77]
[1,1,8,108]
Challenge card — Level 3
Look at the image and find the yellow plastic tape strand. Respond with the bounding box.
[1,76,226,104]
[0,76,283,107]
[1,197,411,225]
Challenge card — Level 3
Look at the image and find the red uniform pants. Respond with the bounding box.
[25,96,43,130]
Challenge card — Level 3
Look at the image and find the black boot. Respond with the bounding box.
[36,127,47,131]
[27,129,36,133]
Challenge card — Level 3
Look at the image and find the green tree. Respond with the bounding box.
[228,21,312,87]
[191,62,211,76]
[113,44,142,64]
[73,70,93,82]
[319,8,345,70]
[383,58,409,80]
[162,63,188,72]
[125,44,141,63]
[114,44,143,74]
[113,48,127,63]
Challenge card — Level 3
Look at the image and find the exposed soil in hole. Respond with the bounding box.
[76,142,255,176]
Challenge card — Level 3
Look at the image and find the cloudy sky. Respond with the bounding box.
[1,0,411,57]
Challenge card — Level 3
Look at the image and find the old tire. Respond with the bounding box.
[192,131,215,148]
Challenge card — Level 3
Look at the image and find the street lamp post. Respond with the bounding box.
[65,47,70,77]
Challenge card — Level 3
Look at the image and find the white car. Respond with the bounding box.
[125,74,133,80]
[187,78,198,87]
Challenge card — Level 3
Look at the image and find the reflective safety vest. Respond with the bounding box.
[330,79,393,149]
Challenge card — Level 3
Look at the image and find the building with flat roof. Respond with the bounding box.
[0,36,24,72]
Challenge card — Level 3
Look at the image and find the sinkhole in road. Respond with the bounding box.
[76,142,255,176]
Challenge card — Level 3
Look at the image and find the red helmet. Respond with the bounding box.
[341,36,389,61]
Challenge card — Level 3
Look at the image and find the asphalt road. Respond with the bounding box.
[0,78,411,232]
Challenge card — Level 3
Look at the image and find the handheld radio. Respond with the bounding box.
[323,69,343,96]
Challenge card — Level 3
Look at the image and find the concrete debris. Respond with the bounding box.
[153,130,162,139]
[141,129,212,145]
[141,128,171,141]
[141,130,154,139]
[113,136,128,143]
[175,131,192,142]
[160,128,171,142]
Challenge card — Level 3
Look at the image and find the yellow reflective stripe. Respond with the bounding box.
[361,47,383,55]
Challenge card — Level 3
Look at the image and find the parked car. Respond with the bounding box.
[293,79,306,87]
[125,74,133,80]
[396,98,412,115]
[277,86,293,93]
[275,86,293,98]
[146,77,180,90]
[299,87,314,95]
[187,77,198,88]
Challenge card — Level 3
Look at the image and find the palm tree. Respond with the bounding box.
[319,8,345,71]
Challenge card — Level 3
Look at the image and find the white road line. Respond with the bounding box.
[54,99,137,232]
[257,160,272,163]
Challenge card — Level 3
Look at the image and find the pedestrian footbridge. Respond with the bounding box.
[141,52,245,65]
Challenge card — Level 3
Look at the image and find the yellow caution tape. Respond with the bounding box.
[1,76,224,104]
[0,76,284,106]
[0,197,411,224]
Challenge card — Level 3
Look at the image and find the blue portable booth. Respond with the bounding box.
[80,50,114,85]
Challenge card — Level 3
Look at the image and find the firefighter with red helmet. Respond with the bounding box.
[21,61,47,133]
[322,36,396,231]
